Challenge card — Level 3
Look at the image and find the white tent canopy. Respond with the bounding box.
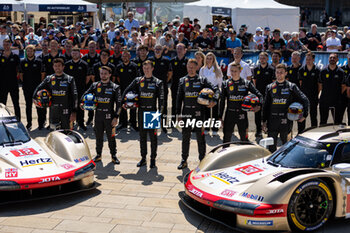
[23,0,97,12]
[184,0,299,33]
[0,0,25,12]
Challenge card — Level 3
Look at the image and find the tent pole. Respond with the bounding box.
[98,0,103,24]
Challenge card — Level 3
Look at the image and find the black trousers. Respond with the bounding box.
[162,87,168,128]
[23,88,46,126]
[0,86,21,120]
[254,110,262,134]
[319,103,342,125]
[181,119,206,161]
[49,106,71,129]
[139,112,157,159]
[76,92,84,126]
[223,110,248,144]
[119,108,137,127]
[298,99,318,133]
[94,118,116,156]
[204,105,219,132]
[267,116,291,152]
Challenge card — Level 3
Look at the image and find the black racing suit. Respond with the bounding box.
[33,73,78,129]
[123,76,164,159]
[19,57,46,127]
[176,75,220,161]
[83,81,121,156]
[263,80,309,152]
[298,65,321,132]
[219,78,263,143]
[341,64,350,125]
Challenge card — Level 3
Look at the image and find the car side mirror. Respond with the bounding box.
[259,137,274,149]
[332,163,350,175]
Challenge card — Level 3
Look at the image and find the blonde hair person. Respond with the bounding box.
[199,52,223,135]
[194,51,205,73]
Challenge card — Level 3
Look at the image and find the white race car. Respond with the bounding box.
[0,104,95,203]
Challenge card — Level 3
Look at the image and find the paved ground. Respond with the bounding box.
[1,89,350,233]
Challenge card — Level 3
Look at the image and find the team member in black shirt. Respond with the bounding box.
[286,51,302,87]
[170,43,188,124]
[299,52,320,132]
[0,39,21,120]
[252,52,275,137]
[132,45,149,76]
[109,42,123,67]
[19,45,46,130]
[342,53,350,125]
[82,41,100,125]
[92,49,116,83]
[64,48,89,130]
[150,44,172,133]
[115,50,138,130]
[318,53,346,125]
[41,40,65,79]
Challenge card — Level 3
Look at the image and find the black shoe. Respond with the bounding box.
[111,155,120,164]
[79,124,87,131]
[199,155,205,161]
[131,125,139,132]
[38,125,44,130]
[26,123,32,130]
[86,118,93,126]
[150,159,156,168]
[137,158,146,167]
[94,154,102,162]
[177,160,188,170]
[255,131,262,137]
[162,128,168,134]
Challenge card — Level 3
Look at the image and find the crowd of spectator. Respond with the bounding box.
[1,12,350,55]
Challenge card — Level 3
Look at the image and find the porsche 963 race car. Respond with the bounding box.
[181,125,350,231]
[0,104,95,203]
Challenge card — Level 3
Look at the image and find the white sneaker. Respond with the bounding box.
[204,130,209,135]
[212,131,218,136]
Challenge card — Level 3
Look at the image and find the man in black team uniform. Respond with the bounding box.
[220,62,263,143]
[82,41,100,126]
[150,44,173,133]
[64,48,89,130]
[176,59,220,169]
[83,66,122,164]
[92,49,116,83]
[63,40,73,61]
[252,52,275,137]
[41,40,65,79]
[123,60,164,169]
[342,52,350,125]
[170,43,188,124]
[318,53,346,125]
[19,45,46,130]
[109,42,123,67]
[0,39,21,120]
[286,51,302,87]
[263,63,309,152]
[298,51,320,132]
[132,45,149,76]
[114,50,138,130]
[34,58,78,130]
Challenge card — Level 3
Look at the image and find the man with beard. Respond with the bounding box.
[132,45,149,76]
[64,48,89,130]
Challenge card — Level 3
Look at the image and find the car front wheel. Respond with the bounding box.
[287,179,333,231]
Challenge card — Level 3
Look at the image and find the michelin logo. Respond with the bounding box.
[246,220,273,226]
[143,111,161,129]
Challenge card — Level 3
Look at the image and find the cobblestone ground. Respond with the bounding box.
[0,89,349,233]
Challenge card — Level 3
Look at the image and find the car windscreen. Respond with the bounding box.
[267,136,330,168]
[0,122,30,145]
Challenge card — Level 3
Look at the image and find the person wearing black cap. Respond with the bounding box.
[97,29,110,50]
[80,29,94,49]
[237,26,249,48]
[132,45,149,76]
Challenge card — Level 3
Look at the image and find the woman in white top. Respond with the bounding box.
[199,52,223,135]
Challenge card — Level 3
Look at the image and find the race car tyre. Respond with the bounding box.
[77,175,94,189]
[287,179,333,232]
